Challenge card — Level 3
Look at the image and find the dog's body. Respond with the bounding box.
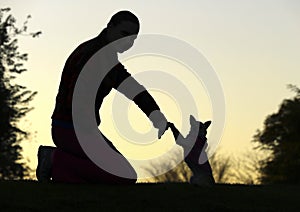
[167,115,215,185]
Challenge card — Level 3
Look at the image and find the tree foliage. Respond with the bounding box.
[253,85,300,184]
[139,147,192,183]
[0,8,40,180]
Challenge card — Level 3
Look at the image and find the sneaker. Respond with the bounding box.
[36,145,56,182]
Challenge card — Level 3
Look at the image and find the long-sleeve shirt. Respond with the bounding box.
[51,29,160,128]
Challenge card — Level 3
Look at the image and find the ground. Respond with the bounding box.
[1,181,299,211]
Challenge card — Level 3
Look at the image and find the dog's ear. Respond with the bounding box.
[189,115,197,125]
[204,121,211,129]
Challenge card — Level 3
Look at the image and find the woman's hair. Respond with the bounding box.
[108,11,140,28]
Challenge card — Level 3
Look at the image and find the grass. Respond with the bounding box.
[1,181,299,211]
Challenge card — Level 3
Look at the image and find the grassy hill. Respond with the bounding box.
[1,181,299,211]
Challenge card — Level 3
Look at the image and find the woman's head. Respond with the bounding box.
[106,11,140,53]
[108,10,140,31]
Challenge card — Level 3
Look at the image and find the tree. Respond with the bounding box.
[253,85,300,184]
[0,8,40,180]
[142,161,192,183]
[225,150,262,185]
[139,147,192,183]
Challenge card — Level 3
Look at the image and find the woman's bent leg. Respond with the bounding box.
[51,126,136,184]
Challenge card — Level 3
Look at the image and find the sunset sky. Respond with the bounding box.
[1,0,300,179]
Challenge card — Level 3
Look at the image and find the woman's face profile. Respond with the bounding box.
[106,21,139,53]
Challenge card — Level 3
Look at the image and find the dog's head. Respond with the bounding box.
[188,115,211,139]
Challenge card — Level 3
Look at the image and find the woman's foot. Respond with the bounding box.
[36,145,56,182]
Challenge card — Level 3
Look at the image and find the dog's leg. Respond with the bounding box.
[167,122,181,140]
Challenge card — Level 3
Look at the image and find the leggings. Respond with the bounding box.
[51,126,137,184]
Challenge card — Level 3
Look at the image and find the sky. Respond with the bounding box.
[1,0,300,179]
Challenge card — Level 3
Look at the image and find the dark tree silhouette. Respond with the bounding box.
[140,147,192,183]
[253,85,300,184]
[0,8,40,180]
[143,161,192,183]
[209,152,231,183]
